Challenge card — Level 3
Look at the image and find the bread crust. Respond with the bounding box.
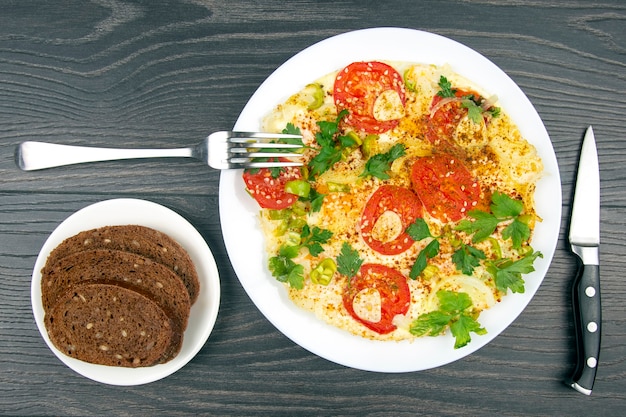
[43,225,200,304]
[46,283,177,368]
[42,249,191,332]
[40,225,201,367]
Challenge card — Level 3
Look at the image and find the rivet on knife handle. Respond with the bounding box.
[566,258,601,395]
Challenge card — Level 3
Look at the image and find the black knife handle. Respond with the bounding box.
[566,262,601,395]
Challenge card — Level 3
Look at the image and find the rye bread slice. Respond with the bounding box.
[43,225,200,304]
[46,282,178,367]
[41,249,191,331]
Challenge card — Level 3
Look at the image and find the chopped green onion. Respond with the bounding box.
[487,237,502,259]
[284,231,301,247]
[327,182,350,193]
[268,209,290,220]
[284,180,311,198]
[361,134,379,158]
[305,83,324,110]
[422,265,439,280]
[310,258,337,285]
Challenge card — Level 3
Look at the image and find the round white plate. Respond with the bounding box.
[219,28,561,372]
[32,198,220,385]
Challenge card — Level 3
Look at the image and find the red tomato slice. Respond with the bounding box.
[360,185,422,255]
[334,61,406,134]
[411,153,483,222]
[242,164,302,209]
[342,263,410,334]
[425,89,479,147]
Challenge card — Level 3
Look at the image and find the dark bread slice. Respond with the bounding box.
[43,225,200,304]
[46,282,178,367]
[41,249,191,331]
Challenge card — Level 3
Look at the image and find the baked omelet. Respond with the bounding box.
[243,62,543,347]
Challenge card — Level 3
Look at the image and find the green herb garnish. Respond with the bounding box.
[486,250,543,294]
[360,143,406,180]
[269,245,304,289]
[410,290,486,349]
[436,75,457,98]
[307,188,325,213]
[282,123,305,145]
[406,218,440,279]
[300,225,333,256]
[461,95,501,124]
[452,243,486,275]
[410,239,440,280]
[455,191,530,249]
[336,242,363,278]
[308,110,351,178]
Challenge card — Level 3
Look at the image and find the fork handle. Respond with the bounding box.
[15,141,193,171]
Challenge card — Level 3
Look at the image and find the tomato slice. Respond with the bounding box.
[334,61,406,134]
[425,88,479,147]
[360,185,422,255]
[342,263,410,334]
[410,153,483,222]
[242,164,302,209]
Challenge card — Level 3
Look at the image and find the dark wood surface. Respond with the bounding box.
[1,1,624,415]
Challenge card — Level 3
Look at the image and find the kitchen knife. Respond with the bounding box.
[566,126,601,395]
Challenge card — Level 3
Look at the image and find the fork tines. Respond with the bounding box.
[227,131,302,142]
[227,132,304,168]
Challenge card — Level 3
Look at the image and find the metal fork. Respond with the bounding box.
[15,131,304,171]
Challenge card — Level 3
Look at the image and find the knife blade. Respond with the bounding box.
[566,126,601,395]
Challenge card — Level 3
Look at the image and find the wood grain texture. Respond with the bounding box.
[1,0,625,415]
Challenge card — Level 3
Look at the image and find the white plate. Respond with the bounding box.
[31,198,220,385]
[219,28,561,372]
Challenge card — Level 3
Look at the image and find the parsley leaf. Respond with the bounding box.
[281,123,305,146]
[438,289,473,312]
[409,310,452,336]
[502,219,530,249]
[406,218,434,241]
[338,133,359,148]
[268,224,332,288]
[452,243,486,275]
[455,191,531,249]
[450,314,487,349]
[268,246,304,289]
[336,242,363,278]
[286,264,304,289]
[461,95,502,124]
[490,191,523,218]
[268,255,294,278]
[410,239,440,279]
[407,219,440,280]
[308,110,350,178]
[456,210,499,243]
[309,146,342,178]
[282,123,301,135]
[307,188,325,213]
[436,76,457,98]
[486,250,543,294]
[409,290,486,349]
[300,225,333,256]
[360,143,406,180]
[487,107,501,118]
[461,98,484,124]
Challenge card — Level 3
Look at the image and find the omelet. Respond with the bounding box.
[243,62,543,347]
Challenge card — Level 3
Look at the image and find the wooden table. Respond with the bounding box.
[1,1,624,415]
